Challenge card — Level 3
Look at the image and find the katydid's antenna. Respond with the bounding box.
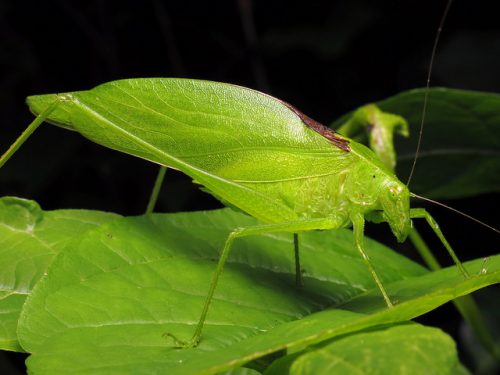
[410,193,500,235]
[406,0,455,186]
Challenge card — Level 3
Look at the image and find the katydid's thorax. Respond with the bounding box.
[292,141,411,237]
[348,142,412,241]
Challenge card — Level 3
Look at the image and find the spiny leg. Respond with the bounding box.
[164,218,339,348]
[293,233,303,287]
[410,208,470,278]
[351,212,393,308]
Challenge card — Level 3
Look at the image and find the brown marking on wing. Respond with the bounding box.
[281,101,350,152]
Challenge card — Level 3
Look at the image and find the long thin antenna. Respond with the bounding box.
[406,0,454,186]
[410,192,500,235]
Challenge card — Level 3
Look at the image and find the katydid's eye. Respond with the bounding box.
[388,185,402,197]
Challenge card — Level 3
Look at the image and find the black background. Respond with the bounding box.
[1,0,499,373]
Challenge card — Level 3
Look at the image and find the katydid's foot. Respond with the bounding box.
[458,262,471,279]
[380,288,394,308]
[478,257,489,275]
[385,298,394,308]
[163,332,200,349]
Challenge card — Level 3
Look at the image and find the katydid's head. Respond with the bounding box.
[379,180,411,242]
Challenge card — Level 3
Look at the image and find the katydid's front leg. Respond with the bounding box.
[165,215,392,348]
[368,209,470,278]
[410,208,470,278]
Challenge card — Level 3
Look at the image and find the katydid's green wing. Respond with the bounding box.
[27,79,359,223]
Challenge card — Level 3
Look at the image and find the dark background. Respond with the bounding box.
[0,0,499,373]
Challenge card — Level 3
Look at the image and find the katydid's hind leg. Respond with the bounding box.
[351,212,394,307]
[0,99,62,169]
[164,218,338,348]
[410,208,470,278]
[293,233,303,287]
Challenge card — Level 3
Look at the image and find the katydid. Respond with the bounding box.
[0,78,471,348]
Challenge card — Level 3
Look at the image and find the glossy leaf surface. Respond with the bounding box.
[13,208,498,374]
[267,324,461,375]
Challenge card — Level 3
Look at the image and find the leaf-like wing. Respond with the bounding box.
[27,79,352,222]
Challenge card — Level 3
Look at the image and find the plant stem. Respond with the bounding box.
[409,227,500,360]
[145,166,167,214]
[408,228,441,271]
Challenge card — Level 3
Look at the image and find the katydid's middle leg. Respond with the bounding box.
[145,166,168,214]
[293,233,303,287]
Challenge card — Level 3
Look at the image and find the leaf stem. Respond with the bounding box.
[145,166,167,214]
[408,228,441,271]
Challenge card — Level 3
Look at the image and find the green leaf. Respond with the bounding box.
[334,88,500,199]
[217,368,261,375]
[0,197,120,351]
[267,324,462,375]
[14,209,499,374]
[379,88,500,198]
[459,288,500,374]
